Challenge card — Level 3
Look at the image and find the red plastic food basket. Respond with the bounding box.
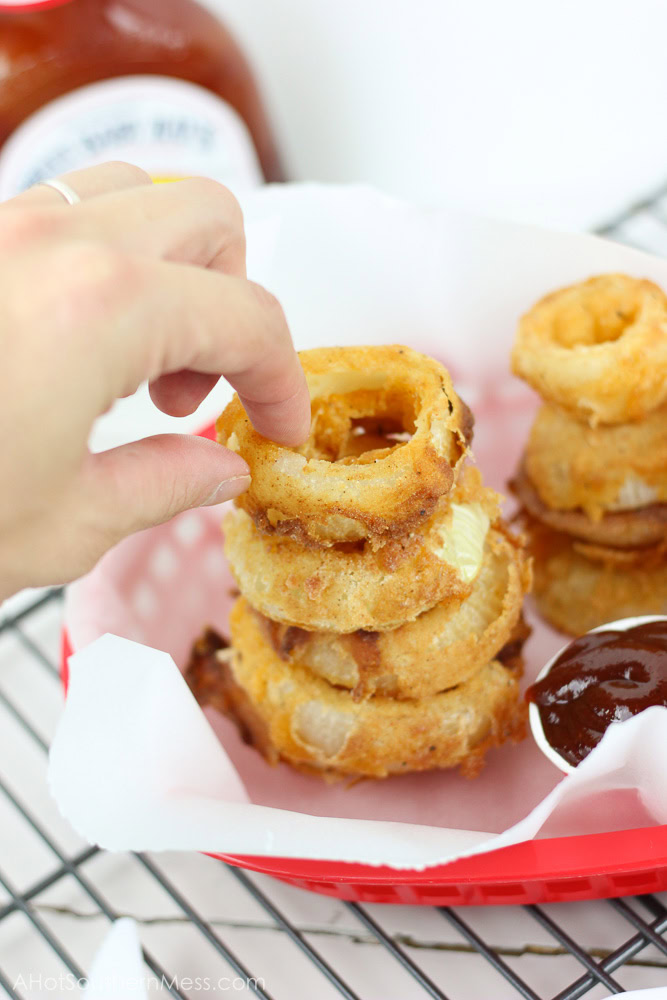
[59,630,667,907]
[59,420,667,906]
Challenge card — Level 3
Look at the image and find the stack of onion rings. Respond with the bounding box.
[187,345,530,780]
[512,460,667,549]
[511,274,667,426]
[526,516,667,636]
[512,274,667,633]
[520,402,667,527]
[195,599,526,780]
[255,527,529,699]
[223,466,499,632]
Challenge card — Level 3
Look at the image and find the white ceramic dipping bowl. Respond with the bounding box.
[529,615,667,774]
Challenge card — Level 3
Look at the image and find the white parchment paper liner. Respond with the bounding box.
[49,183,667,870]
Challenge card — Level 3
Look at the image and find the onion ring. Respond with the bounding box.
[525,516,667,635]
[511,274,667,425]
[218,345,472,546]
[259,526,530,699]
[512,460,667,549]
[523,402,667,520]
[186,600,526,780]
[223,466,500,632]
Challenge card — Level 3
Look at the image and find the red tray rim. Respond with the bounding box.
[60,628,667,886]
[206,824,667,884]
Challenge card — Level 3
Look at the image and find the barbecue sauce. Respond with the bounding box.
[527,620,667,766]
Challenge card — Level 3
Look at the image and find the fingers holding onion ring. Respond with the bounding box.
[217,345,472,546]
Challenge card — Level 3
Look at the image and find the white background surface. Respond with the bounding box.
[204,0,667,230]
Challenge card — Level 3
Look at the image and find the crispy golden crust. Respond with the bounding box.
[512,461,667,549]
[185,628,280,766]
[523,402,667,520]
[525,516,667,635]
[512,274,667,426]
[205,599,526,780]
[259,526,530,699]
[218,345,471,546]
[223,466,501,632]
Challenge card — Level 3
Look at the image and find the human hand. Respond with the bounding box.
[0,162,310,600]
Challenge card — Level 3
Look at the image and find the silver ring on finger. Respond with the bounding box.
[37,178,81,206]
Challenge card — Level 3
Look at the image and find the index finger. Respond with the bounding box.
[203,281,312,447]
[92,253,311,446]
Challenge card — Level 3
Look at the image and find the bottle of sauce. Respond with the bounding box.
[0,0,283,199]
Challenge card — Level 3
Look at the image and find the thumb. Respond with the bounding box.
[84,434,250,540]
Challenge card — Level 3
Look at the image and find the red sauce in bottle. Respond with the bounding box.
[527,620,667,766]
[0,0,282,197]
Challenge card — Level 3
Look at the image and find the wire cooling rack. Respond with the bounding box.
[3,189,667,999]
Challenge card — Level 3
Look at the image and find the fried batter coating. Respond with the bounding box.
[223,466,500,632]
[194,599,526,780]
[259,526,530,699]
[526,516,667,635]
[218,345,472,547]
[523,402,667,521]
[512,274,667,426]
[512,461,667,549]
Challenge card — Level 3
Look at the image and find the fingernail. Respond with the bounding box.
[202,475,251,506]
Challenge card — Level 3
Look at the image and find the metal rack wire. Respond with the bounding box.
[2,187,667,999]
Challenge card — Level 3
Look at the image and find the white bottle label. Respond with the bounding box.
[0,75,264,200]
